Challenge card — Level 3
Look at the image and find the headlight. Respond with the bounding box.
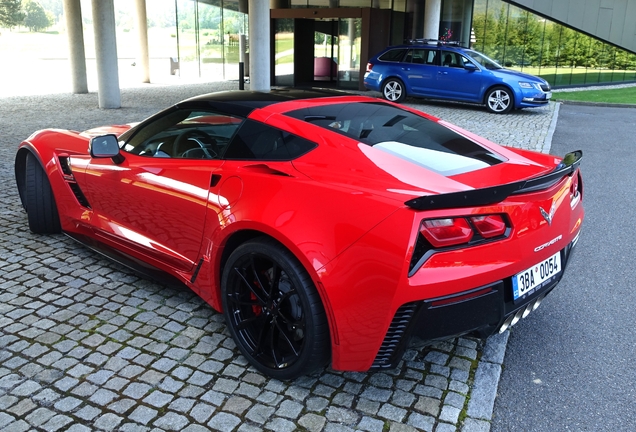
[518,82,534,89]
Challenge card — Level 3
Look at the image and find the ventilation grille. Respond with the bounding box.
[59,156,73,176]
[372,303,418,369]
[68,182,91,209]
[540,83,551,92]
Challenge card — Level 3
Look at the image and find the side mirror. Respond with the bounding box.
[464,63,478,71]
[90,134,124,163]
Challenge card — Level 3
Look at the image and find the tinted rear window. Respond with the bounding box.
[285,102,505,176]
[378,49,407,62]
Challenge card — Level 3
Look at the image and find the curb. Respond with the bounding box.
[543,101,560,154]
[556,99,636,108]
[463,100,562,432]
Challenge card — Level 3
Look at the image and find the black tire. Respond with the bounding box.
[221,238,330,380]
[25,152,61,234]
[485,86,514,114]
[382,78,406,103]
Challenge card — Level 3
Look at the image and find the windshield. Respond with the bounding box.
[465,50,503,70]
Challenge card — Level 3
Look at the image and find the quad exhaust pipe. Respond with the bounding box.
[499,294,546,333]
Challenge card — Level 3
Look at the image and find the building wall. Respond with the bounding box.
[506,0,636,54]
[472,0,636,87]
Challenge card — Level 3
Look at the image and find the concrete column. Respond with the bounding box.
[461,0,472,47]
[63,0,88,93]
[135,0,150,83]
[249,0,270,91]
[423,0,441,40]
[92,0,120,109]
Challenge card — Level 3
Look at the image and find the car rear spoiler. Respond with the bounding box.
[404,150,583,211]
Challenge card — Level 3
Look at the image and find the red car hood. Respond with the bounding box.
[80,124,136,139]
[292,123,559,204]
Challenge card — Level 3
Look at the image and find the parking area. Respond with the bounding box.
[0,83,557,432]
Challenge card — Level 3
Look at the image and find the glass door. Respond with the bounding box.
[274,19,295,86]
[337,18,361,89]
[314,20,338,83]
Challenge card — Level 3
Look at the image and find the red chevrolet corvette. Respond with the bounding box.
[15,90,583,379]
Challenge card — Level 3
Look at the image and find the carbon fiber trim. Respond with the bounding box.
[371,303,419,369]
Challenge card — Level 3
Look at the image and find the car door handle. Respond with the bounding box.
[402,67,411,71]
[438,71,448,75]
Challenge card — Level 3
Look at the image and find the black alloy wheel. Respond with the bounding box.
[221,238,330,380]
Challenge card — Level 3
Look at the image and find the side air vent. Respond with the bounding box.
[68,182,91,208]
[371,302,419,369]
[58,156,73,176]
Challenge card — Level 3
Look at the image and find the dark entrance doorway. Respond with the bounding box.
[271,8,392,91]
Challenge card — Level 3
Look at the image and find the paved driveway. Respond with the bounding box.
[0,84,556,432]
[491,104,636,431]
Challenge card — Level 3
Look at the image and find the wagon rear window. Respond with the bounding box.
[285,102,505,176]
[378,49,407,62]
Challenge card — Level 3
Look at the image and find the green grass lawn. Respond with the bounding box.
[509,66,636,87]
[552,86,636,104]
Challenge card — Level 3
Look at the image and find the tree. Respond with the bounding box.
[23,0,51,32]
[0,0,24,29]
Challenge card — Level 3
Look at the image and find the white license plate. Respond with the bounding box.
[512,251,561,301]
[546,91,552,99]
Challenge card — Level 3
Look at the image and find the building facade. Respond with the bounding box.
[138,0,635,89]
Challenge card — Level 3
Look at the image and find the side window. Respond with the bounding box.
[407,49,437,65]
[224,120,316,161]
[441,51,465,68]
[122,109,243,159]
[459,54,473,68]
[378,48,407,62]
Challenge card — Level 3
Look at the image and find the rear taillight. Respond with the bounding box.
[420,218,473,248]
[410,214,511,275]
[419,214,509,248]
[366,62,373,73]
[470,215,506,238]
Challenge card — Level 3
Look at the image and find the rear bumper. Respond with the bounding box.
[371,232,579,369]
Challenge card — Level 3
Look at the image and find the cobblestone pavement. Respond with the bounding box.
[0,83,557,432]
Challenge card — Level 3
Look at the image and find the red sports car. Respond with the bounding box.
[15,90,583,379]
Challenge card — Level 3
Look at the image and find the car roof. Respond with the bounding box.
[179,89,352,117]
[383,43,466,52]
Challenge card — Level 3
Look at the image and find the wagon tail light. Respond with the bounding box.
[410,214,510,275]
[366,62,373,73]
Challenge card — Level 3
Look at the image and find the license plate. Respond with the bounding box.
[512,251,561,301]
[545,91,552,99]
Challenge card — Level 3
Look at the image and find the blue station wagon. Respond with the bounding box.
[364,40,552,114]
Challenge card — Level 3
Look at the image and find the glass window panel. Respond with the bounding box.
[275,19,295,86]
[222,8,247,80]
[338,18,361,89]
[393,0,406,12]
[307,0,330,8]
[339,0,372,6]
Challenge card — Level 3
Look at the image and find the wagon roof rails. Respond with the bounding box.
[407,39,465,47]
